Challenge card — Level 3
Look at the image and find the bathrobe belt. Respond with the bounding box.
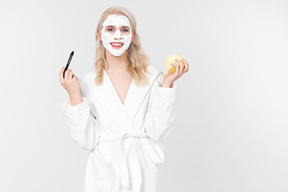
[98,131,164,188]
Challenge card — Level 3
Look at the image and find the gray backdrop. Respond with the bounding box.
[0,0,287,191]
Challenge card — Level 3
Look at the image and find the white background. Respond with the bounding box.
[0,0,287,191]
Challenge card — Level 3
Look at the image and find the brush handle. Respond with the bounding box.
[63,51,74,78]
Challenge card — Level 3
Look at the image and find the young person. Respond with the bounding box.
[59,6,189,192]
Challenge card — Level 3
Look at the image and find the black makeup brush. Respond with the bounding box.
[63,51,74,78]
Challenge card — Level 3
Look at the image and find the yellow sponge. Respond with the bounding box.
[165,54,183,74]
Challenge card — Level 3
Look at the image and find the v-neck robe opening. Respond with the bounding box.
[103,69,133,107]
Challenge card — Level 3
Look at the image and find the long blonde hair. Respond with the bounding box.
[94,6,150,86]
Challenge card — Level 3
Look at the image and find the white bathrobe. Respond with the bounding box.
[60,65,177,192]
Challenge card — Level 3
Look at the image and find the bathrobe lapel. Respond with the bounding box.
[88,68,161,129]
[123,70,162,122]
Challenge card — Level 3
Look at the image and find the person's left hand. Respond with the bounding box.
[161,58,189,88]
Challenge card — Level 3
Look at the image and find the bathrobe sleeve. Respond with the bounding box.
[145,73,177,141]
[60,97,100,151]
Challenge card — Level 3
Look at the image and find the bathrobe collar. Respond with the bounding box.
[87,67,162,125]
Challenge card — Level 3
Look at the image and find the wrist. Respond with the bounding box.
[162,76,174,87]
[69,94,83,106]
[160,82,173,88]
[69,93,82,100]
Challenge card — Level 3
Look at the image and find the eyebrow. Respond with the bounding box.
[105,25,130,28]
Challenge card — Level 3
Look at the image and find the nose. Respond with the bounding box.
[113,29,123,39]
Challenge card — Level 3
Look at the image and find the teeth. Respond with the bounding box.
[111,43,123,46]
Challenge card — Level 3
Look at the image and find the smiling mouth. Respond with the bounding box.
[110,43,124,48]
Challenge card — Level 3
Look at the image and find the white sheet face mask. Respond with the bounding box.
[101,14,132,56]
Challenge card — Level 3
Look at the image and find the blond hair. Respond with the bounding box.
[94,6,150,86]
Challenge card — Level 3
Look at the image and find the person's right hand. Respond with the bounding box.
[59,67,81,98]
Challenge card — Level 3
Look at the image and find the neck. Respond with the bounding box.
[105,50,129,74]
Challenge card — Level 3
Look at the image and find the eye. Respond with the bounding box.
[122,28,130,33]
[105,27,115,32]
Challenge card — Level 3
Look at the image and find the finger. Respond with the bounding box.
[175,59,182,66]
[63,69,69,79]
[59,67,65,83]
[64,69,72,80]
[172,63,180,76]
[182,59,189,72]
[175,59,184,75]
[68,70,73,80]
[183,59,189,71]
[63,67,70,79]
[59,67,65,76]
[72,73,77,80]
[71,72,75,79]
